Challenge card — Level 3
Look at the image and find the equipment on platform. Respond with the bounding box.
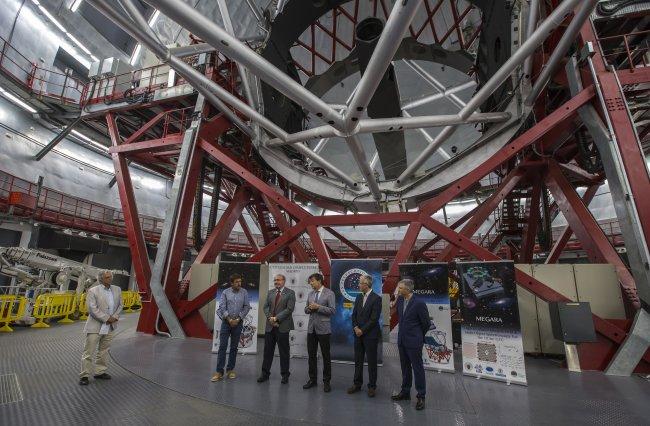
[549,301,597,373]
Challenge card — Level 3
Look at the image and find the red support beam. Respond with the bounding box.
[436,168,525,261]
[248,222,308,263]
[124,109,170,144]
[323,226,366,257]
[544,160,640,309]
[419,86,595,216]
[413,204,479,259]
[109,134,183,155]
[261,193,310,263]
[238,216,259,252]
[306,225,332,279]
[545,184,600,263]
[520,182,543,263]
[106,112,156,334]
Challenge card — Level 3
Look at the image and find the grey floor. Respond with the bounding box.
[1,315,648,425]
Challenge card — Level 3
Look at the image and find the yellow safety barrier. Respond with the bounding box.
[0,295,27,332]
[31,292,76,328]
[123,291,142,313]
[77,292,88,320]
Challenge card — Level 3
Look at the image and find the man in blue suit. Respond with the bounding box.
[391,278,431,411]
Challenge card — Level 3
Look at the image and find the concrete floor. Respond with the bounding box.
[1,314,648,425]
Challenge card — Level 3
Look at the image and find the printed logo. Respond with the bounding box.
[339,268,367,302]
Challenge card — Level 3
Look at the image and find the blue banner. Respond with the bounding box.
[330,259,383,363]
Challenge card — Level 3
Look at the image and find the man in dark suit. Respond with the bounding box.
[347,274,382,397]
[303,273,336,392]
[391,278,431,411]
[258,273,296,384]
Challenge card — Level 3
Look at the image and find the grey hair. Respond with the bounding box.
[274,273,286,281]
[398,278,414,292]
[360,274,373,285]
[97,269,113,281]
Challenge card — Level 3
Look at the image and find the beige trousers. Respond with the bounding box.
[80,332,114,378]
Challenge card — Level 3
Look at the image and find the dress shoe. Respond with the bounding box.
[257,375,269,383]
[211,372,224,382]
[303,380,317,389]
[347,385,361,394]
[415,397,425,410]
[226,370,236,379]
[391,392,411,401]
[367,388,376,398]
[79,377,89,386]
[281,376,289,384]
[93,373,111,380]
[323,382,331,393]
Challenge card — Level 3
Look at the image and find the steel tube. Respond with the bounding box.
[34,116,82,161]
[523,0,540,80]
[346,135,382,201]
[525,0,599,105]
[144,0,345,128]
[276,144,359,189]
[404,60,468,109]
[119,0,160,42]
[266,112,510,147]
[343,0,422,130]
[398,0,583,184]
[402,80,476,110]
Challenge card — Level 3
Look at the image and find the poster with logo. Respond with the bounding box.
[211,262,260,354]
[399,263,454,373]
[457,260,527,385]
[268,263,320,358]
[330,259,383,363]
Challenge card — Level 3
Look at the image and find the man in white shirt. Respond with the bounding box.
[79,270,123,386]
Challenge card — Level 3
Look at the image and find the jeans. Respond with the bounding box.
[216,320,243,374]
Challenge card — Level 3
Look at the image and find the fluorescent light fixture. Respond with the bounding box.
[0,87,37,113]
[65,33,91,55]
[148,10,161,26]
[70,0,83,12]
[71,129,109,152]
[38,5,66,32]
[130,44,142,66]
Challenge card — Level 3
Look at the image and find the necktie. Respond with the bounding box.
[272,289,281,316]
[314,290,319,304]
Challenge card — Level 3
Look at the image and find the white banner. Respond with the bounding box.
[268,263,320,358]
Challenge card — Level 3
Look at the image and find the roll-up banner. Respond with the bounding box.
[211,262,260,354]
[330,259,383,363]
[268,263,320,358]
[457,260,527,385]
[399,263,454,373]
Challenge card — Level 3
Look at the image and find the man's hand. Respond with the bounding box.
[228,318,239,327]
[354,326,362,337]
[107,316,118,324]
[270,316,278,327]
[308,302,319,311]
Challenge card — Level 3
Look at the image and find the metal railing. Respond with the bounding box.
[598,29,650,72]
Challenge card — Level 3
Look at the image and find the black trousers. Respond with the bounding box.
[353,336,378,389]
[261,328,290,377]
[307,332,331,383]
[398,344,426,398]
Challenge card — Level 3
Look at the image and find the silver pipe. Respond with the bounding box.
[266,112,510,147]
[87,0,281,140]
[397,0,583,184]
[216,0,257,109]
[343,0,422,130]
[523,0,540,80]
[525,0,598,105]
[402,80,476,110]
[169,37,265,58]
[144,0,345,128]
[243,0,264,24]
[119,0,161,43]
[404,60,468,109]
[346,135,382,201]
[402,110,451,160]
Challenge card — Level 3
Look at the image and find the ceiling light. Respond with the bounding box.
[38,5,66,32]
[130,44,142,66]
[0,87,37,113]
[65,33,91,55]
[71,129,108,152]
[148,10,161,26]
[70,0,83,12]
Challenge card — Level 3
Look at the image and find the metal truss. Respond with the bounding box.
[85,1,650,372]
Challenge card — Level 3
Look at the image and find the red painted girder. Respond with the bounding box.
[248,221,308,263]
[616,67,650,86]
[261,193,310,263]
[413,204,480,259]
[545,184,600,264]
[419,85,595,216]
[306,225,332,278]
[199,138,309,220]
[106,112,156,333]
[545,160,640,308]
[238,216,259,252]
[436,168,526,261]
[304,212,416,226]
[124,109,170,145]
[109,134,183,155]
[323,227,365,257]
